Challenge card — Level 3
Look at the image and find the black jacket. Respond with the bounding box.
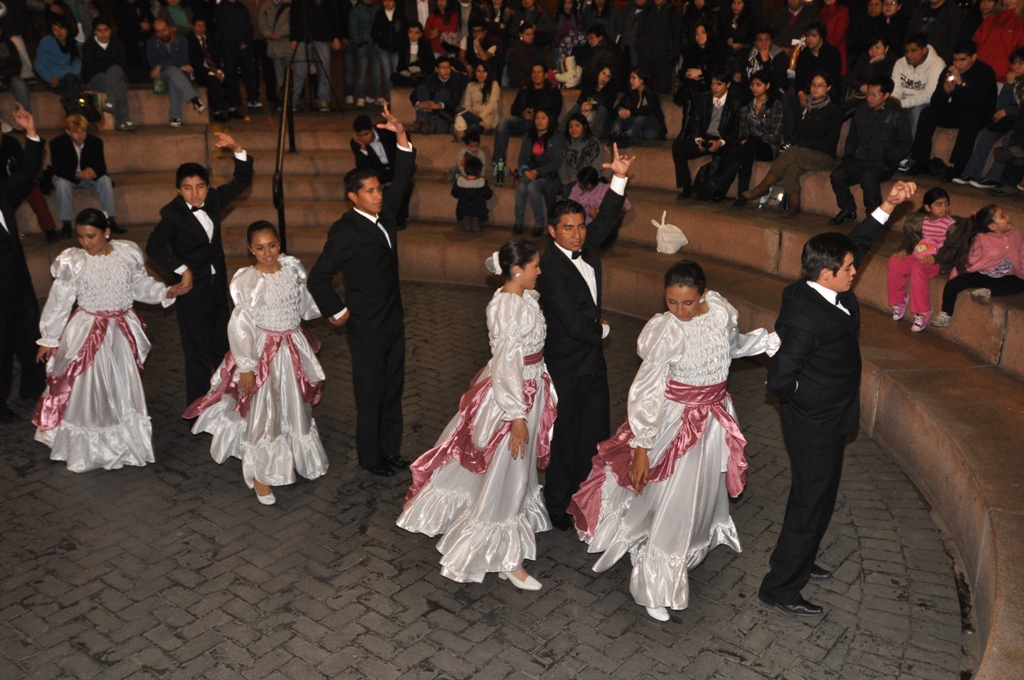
[291,0,342,43]
[505,42,544,89]
[794,101,844,158]
[767,211,889,439]
[536,184,625,377]
[451,176,492,220]
[0,137,44,305]
[350,127,399,183]
[793,43,843,96]
[842,98,912,168]
[907,0,960,64]
[614,87,666,137]
[145,155,254,287]
[510,82,563,121]
[50,133,107,183]
[188,31,223,77]
[685,89,743,142]
[581,38,626,93]
[930,60,998,123]
[410,71,466,121]
[216,0,255,51]
[638,1,681,59]
[81,36,127,83]
[396,38,435,74]
[307,146,415,337]
[372,5,405,52]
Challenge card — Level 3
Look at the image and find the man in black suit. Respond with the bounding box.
[307,106,414,477]
[760,180,918,616]
[146,132,253,406]
[350,114,410,230]
[188,17,232,122]
[0,106,46,421]
[390,22,436,89]
[536,144,635,530]
[50,114,123,237]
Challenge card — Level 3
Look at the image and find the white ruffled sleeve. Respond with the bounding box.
[627,313,684,449]
[710,291,781,358]
[487,293,527,422]
[37,248,85,347]
[227,268,261,373]
[121,241,173,307]
[287,256,321,321]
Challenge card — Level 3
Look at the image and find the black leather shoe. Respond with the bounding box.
[45,229,60,243]
[366,462,396,477]
[758,593,824,617]
[809,564,832,580]
[731,196,748,208]
[386,456,411,469]
[828,210,857,225]
[676,187,692,200]
[549,513,574,531]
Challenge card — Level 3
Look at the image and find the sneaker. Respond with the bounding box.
[970,179,998,189]
[191,98,207,114]
[892,295,909,321]
[993,145,1024,165]
[356,98,365,107]
[102,100,116,113]
[970,287,992,304]
[951,175,972,185]
[344,95,354,104]
[247,101,263,109]
[169,118,182,127]
[897,158,912,173]
[931,311,951,327]
[116,121,137,132]
[319,101,330,113]
[911,311,932,332]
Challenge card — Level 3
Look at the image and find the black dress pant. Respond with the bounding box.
[733,137,775,193]
[194,72,229,114]
[0,291,46,404]
[543,364,610,518]
[759,421,846,605]
[672,136,721,189]
[911,107,983,174]
[177,277,231,406]
[941,272,1024,315]
[830,159,894,214]
[348,326,405,469]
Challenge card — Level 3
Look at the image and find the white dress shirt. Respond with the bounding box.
[417,0,430,27]
[357,131,391,167]
[175,150,249,276]
[806,281,850,315]
[0,135,40,234]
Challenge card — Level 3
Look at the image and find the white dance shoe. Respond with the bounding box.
[646,607,670,622]
[499,571,542,591]
[256,489,276,505]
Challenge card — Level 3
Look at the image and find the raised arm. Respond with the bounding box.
[6,107,42,200]
[585,142,633,248]
[210,132,253,207]
[377,105,415,217]
[848,180,917,268]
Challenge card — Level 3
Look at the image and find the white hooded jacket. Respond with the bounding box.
[891,45,947,110]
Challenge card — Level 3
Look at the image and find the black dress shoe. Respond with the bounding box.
[758,593,824,617]
[366,463,396,477]
[549,513,574,531]
[809,564,832,580]
[731,196,748,208]
[386,456,411,469]
[828,210,857,225]
[0,404,17,422]
[676,187,692,200]
[45,229,60,243]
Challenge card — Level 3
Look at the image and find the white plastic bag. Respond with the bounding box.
[654,211,688,254]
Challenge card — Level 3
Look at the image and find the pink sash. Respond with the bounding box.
[183,326,323,420]
[569,379,749,537]
[403,351,557,507]
[33,309,145,432]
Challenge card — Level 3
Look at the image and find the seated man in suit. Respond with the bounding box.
[409,56,467,134]
[391,22,436,89]
[146,132,253,405]
[672,67,743,200]
[50,114,124,237]
[188,17,233,122]
[350,113,411,230]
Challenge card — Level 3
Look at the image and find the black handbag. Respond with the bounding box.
[987,115,1017,133]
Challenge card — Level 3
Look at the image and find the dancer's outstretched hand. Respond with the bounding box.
[881,181,917,211]
[630,446,650,493]
[377,104,408,146]
[509,418,528,459]
[36,346,52,363]
[214,132,243,154]
[602,143,635,179]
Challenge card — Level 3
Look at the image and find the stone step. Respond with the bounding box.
[0,87,210,128]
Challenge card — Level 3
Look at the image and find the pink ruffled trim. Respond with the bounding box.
[183,327,322,420]
[403,351,556,508]
[33,309,145,432]
[569,380,748,537]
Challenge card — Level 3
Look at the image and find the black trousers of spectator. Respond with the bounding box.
[730,137,775,193]
[830,159,894,214]
[911,107,984,174]
[998,112,1024,186]
[177,277,231,406]
[941,272,1024,315]
[194,72,229,114]
[672,136,722,188]
[223,48,259,107]
[254,39,278,105]
[0,293,46,405]
[640,51,674,94]
[348,326,405,469]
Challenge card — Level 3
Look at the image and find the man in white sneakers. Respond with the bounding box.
[891,33,945,171]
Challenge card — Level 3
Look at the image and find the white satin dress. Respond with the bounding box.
[578,292,779,610]
[34,241,173,472]
[397,289,557,583]
[190,256,328,489]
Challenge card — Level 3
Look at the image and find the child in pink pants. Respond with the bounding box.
[887,187,964,332]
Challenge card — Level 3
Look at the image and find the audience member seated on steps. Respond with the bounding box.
[568,165,632,224]
[726,69,784,208]
[188,18,233,122]
[505,23,544,89]
[845,35,898,107]
[674,23,720,118]
[350,113,411,230]
[513,109,565,237]
[581,25,626,95]
[611,68,666,147]
[673,66,742,200]
[887,187,965,331]
[0,133,58,242]
[743,72,843,218]
[34,20,82,103]
[847,0,887,63]
[511,0,554,48]
[159,0,194,36]
[216,0,262,110]
[289,0,342,112]
[448,131,485,181]
[744,27,789,98]
[425,0,459,58]
[493,62,563,166]
[409,55,467,134]
[81,19,136,132]
[565,66,615,138]
[452,155,493,232]
[0,24,31,131]
[559,113,603,199]
[454,62,500,140]
[719,0,759,80]
[955,48,1024,189]
[770,0,819,49]
[147,19,207,127]
[50,114,122,237]
[878,0,909,53]
[783,22,843,143]
[932,203,1024,327]
[906,40,996,181]
[891,34,945,158]
[459,22,497,74]
[391,22,436,89]
[829,76,912,225]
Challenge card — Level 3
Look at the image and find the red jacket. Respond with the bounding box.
[974,8,1024,81]
[819,3,849,75]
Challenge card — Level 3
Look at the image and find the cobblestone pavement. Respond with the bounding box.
[1,282,966,680]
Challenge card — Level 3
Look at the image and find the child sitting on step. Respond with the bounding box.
[932,204,1024,328]
[567,166,632,225]
[447,131,486,182]
[452,155,493,232]
[887,187,966,332]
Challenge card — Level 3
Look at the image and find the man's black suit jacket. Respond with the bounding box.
[145,155,254,287]
[187,31,223,77]
[0,137,44,306]
[766,212,889,441]
[50,133,107,183]
[307,144,415,339]
[685,89,744,143]
[350,128,398,184]
[536,185,626,378]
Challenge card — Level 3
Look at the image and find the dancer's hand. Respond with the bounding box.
[238,371,255,398]
[328,309,350,326]
[630,446,650,493]
[377,103,408,147]
[880,181,917,213]
[177,268,194,295]
[36,346,53,363]
[165,283,187,298]
[603,144,635,179]
[12,105,35,137]
[214,132,243,154]
[509,418,528,459]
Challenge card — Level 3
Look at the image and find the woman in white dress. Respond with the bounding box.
[185,222,328,506]
[569,260,780,621]
[398,238,557,590]
[33,209,183,472]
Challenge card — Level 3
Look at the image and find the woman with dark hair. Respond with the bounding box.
[186,220,328,506]
[846,0,886,63]
[675,23,721,119]
[455,62,501,139]
[720,0,757,75]
[728,69,784,207]
[33,208,184,472]
[567,65,616,137]
[569,259,779,622]
[34,20,82,101]
[612,68,666,147]
[559,113,603,197]
[426,0,460,57]
[399,237,557,592]
[845,35,897,107]
[514,109,566,236]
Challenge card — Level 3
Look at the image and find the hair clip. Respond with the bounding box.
[485,251,501,275]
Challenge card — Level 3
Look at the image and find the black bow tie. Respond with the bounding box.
[191,205,205,213]
[571,250,582,260]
